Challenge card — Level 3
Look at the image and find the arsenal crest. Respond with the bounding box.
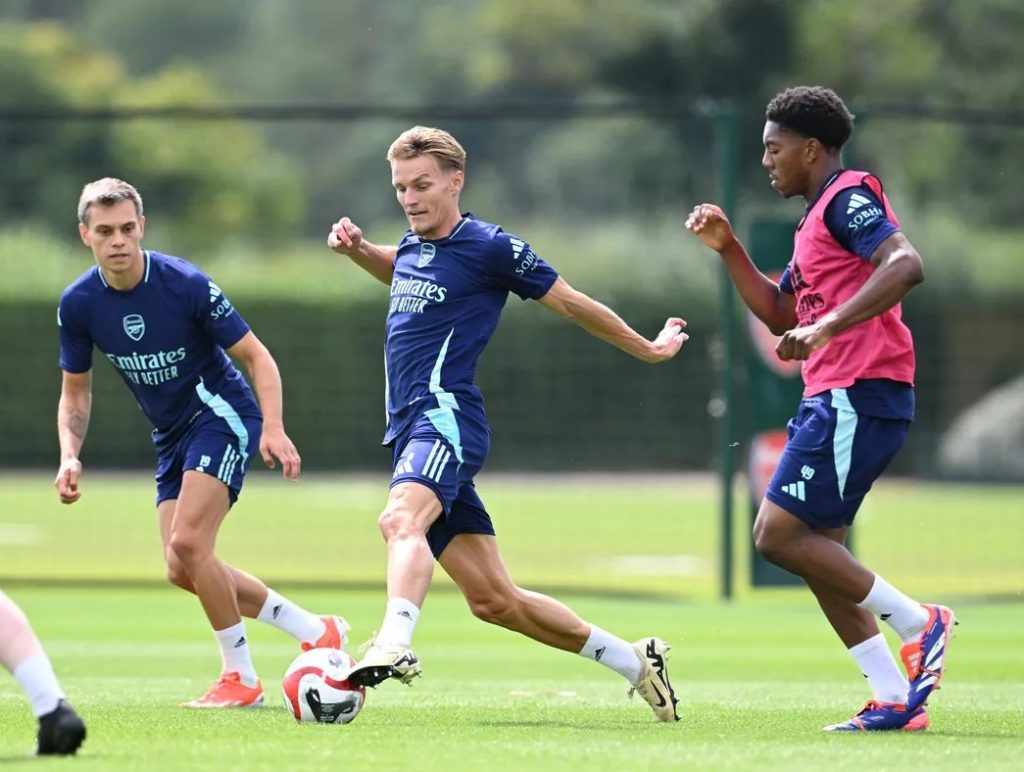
[417,242,436,268]
[122,314,145,341]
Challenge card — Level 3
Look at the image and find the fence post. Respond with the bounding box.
[713,102,740,601]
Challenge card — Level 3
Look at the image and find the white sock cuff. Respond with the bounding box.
[847,632,887,658]
[858,574,929,643]
[385,598,421,621]
[257,589,285,623]
[375,597,421,648]
[578,625,642,684]
[214,621,247,642]
[13,653,64,718]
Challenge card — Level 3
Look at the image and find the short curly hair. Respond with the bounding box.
[765,86,854,150]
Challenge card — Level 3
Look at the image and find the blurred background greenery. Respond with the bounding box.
[2,0,1021,474]
[0,1,1021,595]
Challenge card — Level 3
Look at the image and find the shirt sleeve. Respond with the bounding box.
[57,296,94,373]
[192,272,251,349]
[488,232,560,300]
[778,265,795,295]
[824,185,900,260]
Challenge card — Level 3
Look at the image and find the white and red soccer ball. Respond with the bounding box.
[282,648,366,724]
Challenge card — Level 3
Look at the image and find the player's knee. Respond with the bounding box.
[165,557,193,591]
[168,529,210,568]
[377,503,418,542]
[753,522,788,565]
[466,589,519,627]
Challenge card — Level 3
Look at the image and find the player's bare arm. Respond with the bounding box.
[538,277,688,364]
[327,216,398,285]
[55,370,92,504]
[227,331,301,480]
[776,232,924,361]
[685,203,797,335]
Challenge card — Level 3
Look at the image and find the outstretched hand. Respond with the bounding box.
[684,204,737,252]
[54,458,83,504]
[260,427,302,481]
[327,217,364,258]
[647,317,689,363]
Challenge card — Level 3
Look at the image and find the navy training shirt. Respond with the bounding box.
[383,214,559,444]
[58,250,260,444]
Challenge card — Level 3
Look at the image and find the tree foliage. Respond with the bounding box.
[0,20,301,248]
[0,0,1021,236]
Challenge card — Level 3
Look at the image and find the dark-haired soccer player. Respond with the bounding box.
[686,86,954,732]
[326,126,687,721]
[56,178,347,709]
[1,591,86,755]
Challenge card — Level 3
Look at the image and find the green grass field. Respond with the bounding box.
[0,588,1022,770]
[1,472,1022,599]
[1,473,1022,768]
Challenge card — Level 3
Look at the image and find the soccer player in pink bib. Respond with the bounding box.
[685,86,955,732]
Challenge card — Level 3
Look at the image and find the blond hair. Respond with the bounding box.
[78,178,144,224]
[387,126,466,173]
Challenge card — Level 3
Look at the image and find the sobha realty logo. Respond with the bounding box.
[122,314,145,341]
[417,242,436,268]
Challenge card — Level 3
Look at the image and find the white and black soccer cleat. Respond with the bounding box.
[348,643,422,688]
[628,637,680,722]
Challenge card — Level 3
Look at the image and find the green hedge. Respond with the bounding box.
[4,291,1020,475]
[0,293,716,472]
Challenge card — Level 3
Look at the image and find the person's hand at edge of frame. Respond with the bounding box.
[260,427,302,481]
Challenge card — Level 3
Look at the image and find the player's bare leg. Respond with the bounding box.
[800,524,909,708]
[166,471,238,629]
[440,534,590,650]
[755,500,954,725]
[754,502,933,641]
[0,592,86,754]
[168,471,262,707]
[160,498,263,616]
[380,482,443,605]
[348,482,441,687]
[159,498,346,652]
[440,534,679,721]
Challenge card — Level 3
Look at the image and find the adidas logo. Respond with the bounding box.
[781,481,806,501]
[880,613,892,621]
[397,610,413,620]
[846,192,872,215]
[594,646,606,662]
[208,281,222,303]
[272,603,283,620]
[509,236,525,259]
[233,636,247,648]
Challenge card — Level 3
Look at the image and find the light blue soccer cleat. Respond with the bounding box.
[822,700,929,732]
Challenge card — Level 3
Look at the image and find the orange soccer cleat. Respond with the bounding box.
[301,615,350,652]
[181,672,264,709]
[900,604,957,712]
